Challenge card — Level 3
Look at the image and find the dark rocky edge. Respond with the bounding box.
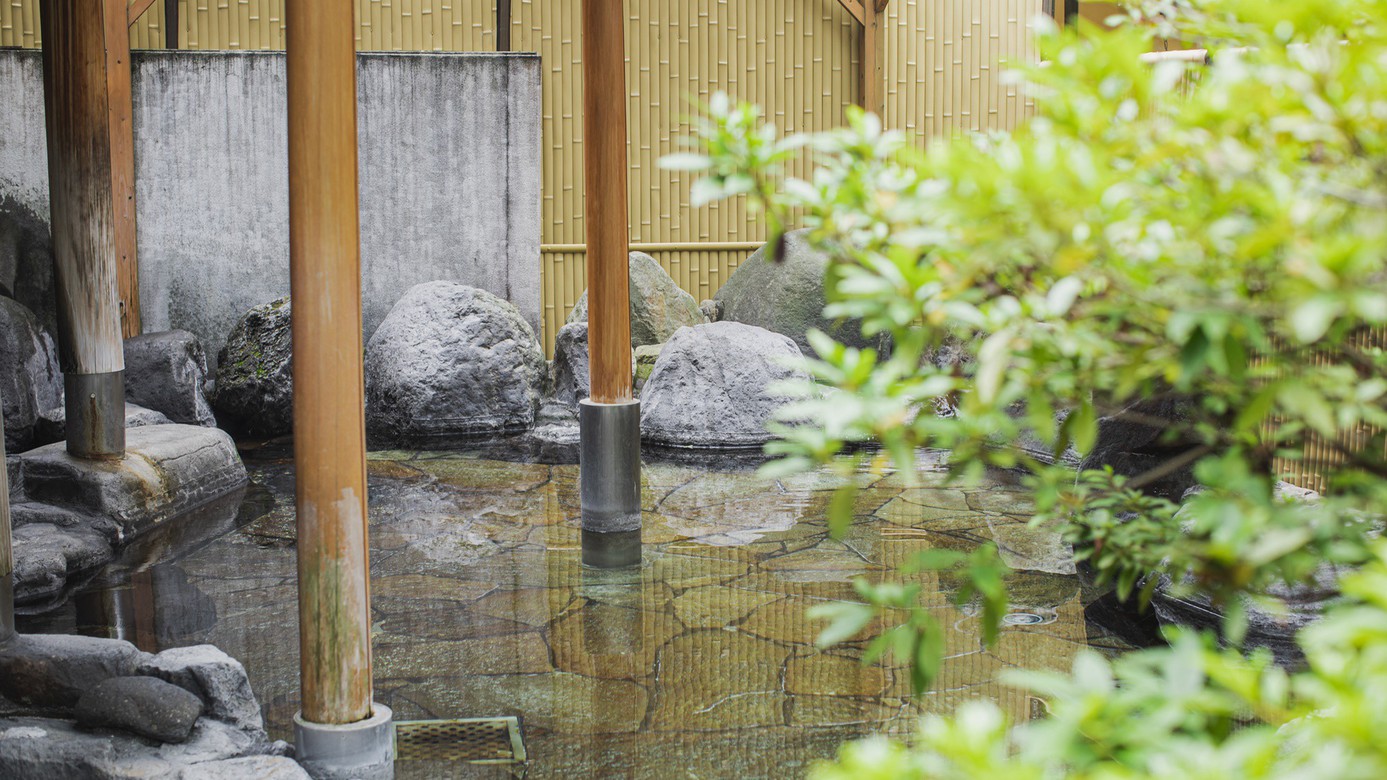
[0,635,303,779]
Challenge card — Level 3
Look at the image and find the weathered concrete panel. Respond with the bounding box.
[0,49,542,369]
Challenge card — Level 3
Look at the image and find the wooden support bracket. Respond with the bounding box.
[126,0,157,26]
[835,0,865,26]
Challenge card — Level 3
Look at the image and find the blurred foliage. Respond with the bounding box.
[669,0,1387,775]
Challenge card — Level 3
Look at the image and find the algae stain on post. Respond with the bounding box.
[296,489,373,725]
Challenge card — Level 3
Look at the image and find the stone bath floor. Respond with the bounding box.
[20,447,1139,778]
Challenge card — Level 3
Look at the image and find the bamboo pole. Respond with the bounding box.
[39,0,127,460]
[582,0,632,404]
[286,0,374,726]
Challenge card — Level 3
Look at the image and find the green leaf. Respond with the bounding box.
[657,153,711,171]
[1289,296,1342,343]
[827,484,859,540]
[807,602,875,648]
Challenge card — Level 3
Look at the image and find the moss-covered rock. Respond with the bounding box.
[213,297,292,437]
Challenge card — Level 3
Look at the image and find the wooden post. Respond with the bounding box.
[496,0,511,52]
[286,0,374,727]
[579,0,641,569]
[39,0,127,460]
[837,0,887,115]
[165,0,180,48]
[108,0,141,338]
[863,0,888,116]
[582,0,632,404]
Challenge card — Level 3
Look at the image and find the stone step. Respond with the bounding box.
[16,424,247,541]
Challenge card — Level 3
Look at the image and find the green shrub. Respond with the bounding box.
[668,0,1387,775]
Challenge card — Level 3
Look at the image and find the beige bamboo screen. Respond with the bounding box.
[1,0,1044,349]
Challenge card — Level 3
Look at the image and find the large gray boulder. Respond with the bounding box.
[1080,397,1201,501]
[137,645,263,731]
[366,282,546,443]
[640,322,810,449]
[713,229,873,356]
[74,676,203,744]
[0,196,57,335]
[566,251,705,347]
[213,297,292,437]
[0,297,62,452]
[124,330,216,427]
[1151,482,1339,665]
[551,321,591,407]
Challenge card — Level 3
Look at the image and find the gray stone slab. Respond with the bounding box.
[18,424,248,539]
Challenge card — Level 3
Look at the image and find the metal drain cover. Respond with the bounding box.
[395,717,526,764]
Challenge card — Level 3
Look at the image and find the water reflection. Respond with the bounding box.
[71,566,216,652]
[21,451,1138,778]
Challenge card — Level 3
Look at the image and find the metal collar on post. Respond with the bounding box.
[580,399,642,568]
[64,372,126,460]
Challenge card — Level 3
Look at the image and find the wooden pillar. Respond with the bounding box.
[862,0,888,116]
[582,0,632,403]
[837,0,887,116]
[107,0,141,338]
[496,0,511,52]
[39,0,127,459]
[165,0,180,48]
[286,0,374,726]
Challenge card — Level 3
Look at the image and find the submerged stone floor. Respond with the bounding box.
[19,447,1140,778]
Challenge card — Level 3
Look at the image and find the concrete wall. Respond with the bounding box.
[0,49,542,368]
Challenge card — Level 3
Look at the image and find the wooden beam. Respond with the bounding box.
[106,0,141,337]
[165,0,179,48]
[859,0,883,115]
[835,0,865,26]
[126,0,157,26]
[582,0,633,404]
[497,0,511,51]
[286,0,374,726]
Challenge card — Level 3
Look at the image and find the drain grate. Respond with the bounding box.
[395,717,527,764]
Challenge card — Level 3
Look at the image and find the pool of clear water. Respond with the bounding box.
[19,446,1143,778]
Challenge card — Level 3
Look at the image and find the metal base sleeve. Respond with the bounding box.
[65,371,125,460]
[295,703,395,780]
[579,399,641,568]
